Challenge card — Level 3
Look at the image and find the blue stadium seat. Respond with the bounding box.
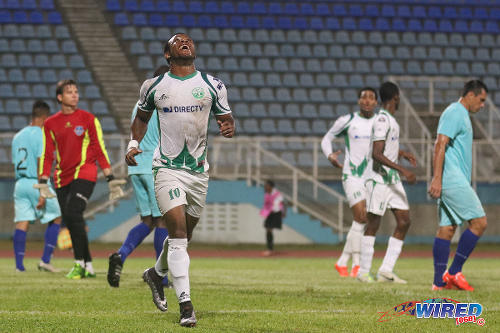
[381,5,395,17]
[6,0,20,9]
[309,17,323,30]
[322,59,337,72]
[69,55,84,68]
[51,54,66,68]
[11,39,26,52]
[309,88,325,102]
[454,20,469,33]
[19,24,35,37]
[12,115,28,130]
[471,63,486,76]
[375,18,390,31]
[84,85,101,99]
[25,68,41,82]
[6,99,22,113]
[299,3,313,16]
[220,2,235,14]
[372,60,388,74]
[0,69,6,82]
[0,11,12,24]
[251,103,268,117]
[214,15,228,29]
[397,5,411,18]
[137,55,153,69]
[132,13,147,26]
[455,62,470,76]
[423,61,438,75]
[29,11,43,24]
[149,13,163,26]
[392,19,406,32]
[342,17,356,30]
[365,5,378,17]
[47,12,62,24]
[326,88,342,102]
[204,1,219,14]
[8,69,24,82]
[19,54,33,67]
[229,15,244,28]
[458,7,472,19]
[485,21,499,34]
[77,70,92,84]
[13,11,28,24]
[314,3,330,16]
[443,7,457,19]
[389,60,404,74]
[295,119,311,135]
[106,0,121,11]
[124,0,138,11]
[407,19,422,31]
[44,39,59,53]
[40,0,54,10]
[306,59,322,72]
[156,0,169,12]
[3,24,19,37]
[92,100,109,115]
[100,117,117,132]
[0,84,14,97]
[413,6,426,18]
[285,3,299,15]
[33,84,49,98]
[439,61,454,75]
[41,69,56,82]
[277,119,293,135]
[54,25,69,39]
[140,0,155,12]
[476,48,489,61]
[115,13,129,25]
[252,2,266,15]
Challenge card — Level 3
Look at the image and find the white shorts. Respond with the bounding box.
[154,167,209,218]
[366,180,409,216]
[342,175,367,207]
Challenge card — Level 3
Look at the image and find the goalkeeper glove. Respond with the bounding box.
[33,179,56,199]
[106,175,126,201]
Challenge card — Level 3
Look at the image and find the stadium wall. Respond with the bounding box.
[1,180,499,244]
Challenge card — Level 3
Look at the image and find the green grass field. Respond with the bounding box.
[0,254,498,332]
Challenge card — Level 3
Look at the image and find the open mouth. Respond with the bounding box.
[181,45,189,50]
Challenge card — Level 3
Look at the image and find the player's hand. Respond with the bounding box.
[108,178,127,201]
[36,196,46,210]
[33,183,56,198]
[428,177,442,199]
[402,169,416,185]
[328,150,343,168]
[401,151,417,167]
[125,147,142,166]
[217,120,235,138]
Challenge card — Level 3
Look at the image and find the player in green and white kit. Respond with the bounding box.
[321,87,378,278]
[358,82,417,284]
[125,33,235,327]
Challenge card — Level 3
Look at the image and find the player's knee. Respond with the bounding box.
[399,217,411,230]
[171,230,187,238]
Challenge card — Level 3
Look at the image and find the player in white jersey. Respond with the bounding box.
[358,82,417,284]
[321,87,377,278]
[125,33,235,327]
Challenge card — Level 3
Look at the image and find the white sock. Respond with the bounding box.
[379,237,404,273]
[349,221,365,267]
[75,260,85,268]
[85,262,94,274]
[359,236,376,275]
[167,238,191,303]
[154,236,169,277]
[337,231,352,266]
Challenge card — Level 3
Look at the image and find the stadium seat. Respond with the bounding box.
[47,11,62,24]
[54,25,70,39]
[277,119,293,135]
[41,69,56,82]
[251,103,267,118]
[8,69,24,82]
[13,11,28,24]
[439,61,454,75]
[115,13,129,26]
[100,117,118,132]
[302,104,318,118]
[51,54,67,68]
[24,68,40,83]
[138,56,153,70]
[19,54,34,67]
[32,84,48,98]
[44,39,59,53]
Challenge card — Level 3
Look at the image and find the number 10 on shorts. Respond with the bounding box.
[168,188,181,200]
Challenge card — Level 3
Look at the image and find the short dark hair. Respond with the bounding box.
[462,80,488,97]
[163,32,188,63]
[153,65,170,77]
[358,87,378,100]
[265,180,275,188]
[32,100,50,118]
[55,79,77,101]
[379,82,399,103]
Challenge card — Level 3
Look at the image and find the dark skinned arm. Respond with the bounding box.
[215,113,235,138]
[125,109,152,166]
[372,140,416,184]
[428,134,450,199]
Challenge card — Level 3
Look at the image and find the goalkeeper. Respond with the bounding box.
[37,79,125,279]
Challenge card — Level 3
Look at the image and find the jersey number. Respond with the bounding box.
[168,188,180,200]
[16,147,28,171]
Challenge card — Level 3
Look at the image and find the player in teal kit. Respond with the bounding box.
[12,101,62,272]
[107,66,170,288]
[429,80,488,291]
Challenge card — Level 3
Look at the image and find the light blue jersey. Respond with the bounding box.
[12,126,42,180]
[437,102,473,188]
[128,101,159,175]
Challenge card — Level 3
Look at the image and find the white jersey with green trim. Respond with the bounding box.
[367,109,401,185]
[138,70,231,173]
[321,111,375,179]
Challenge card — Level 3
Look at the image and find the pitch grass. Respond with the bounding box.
[0,257,498,332]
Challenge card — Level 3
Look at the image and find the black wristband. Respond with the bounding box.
[39,178,48,184]
[106,174,115,182]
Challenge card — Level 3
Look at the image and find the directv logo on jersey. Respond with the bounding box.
[415,302,485,326]
[163,105,204,113]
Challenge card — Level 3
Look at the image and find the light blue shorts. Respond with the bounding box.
[438,185,485,227]
[14,178,61,224]
[130,174,162,218]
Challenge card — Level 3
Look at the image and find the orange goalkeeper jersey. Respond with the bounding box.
[39,109,111,188]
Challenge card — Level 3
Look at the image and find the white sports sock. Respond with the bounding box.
[167,238,191,303]
[154,236,169,277]
[75,260,85,268]
[379,237,404,273]
[337,230,352,266]
[350,221,365,267]
[359,236,376,275]
[85,262,94,274]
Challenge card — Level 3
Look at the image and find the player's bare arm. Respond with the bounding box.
[398,150,417,167]
[428,134,450,199]
[215,113,235,138]
[372,140,416,184]
[327,150,343,168]
[126,109,152,166]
